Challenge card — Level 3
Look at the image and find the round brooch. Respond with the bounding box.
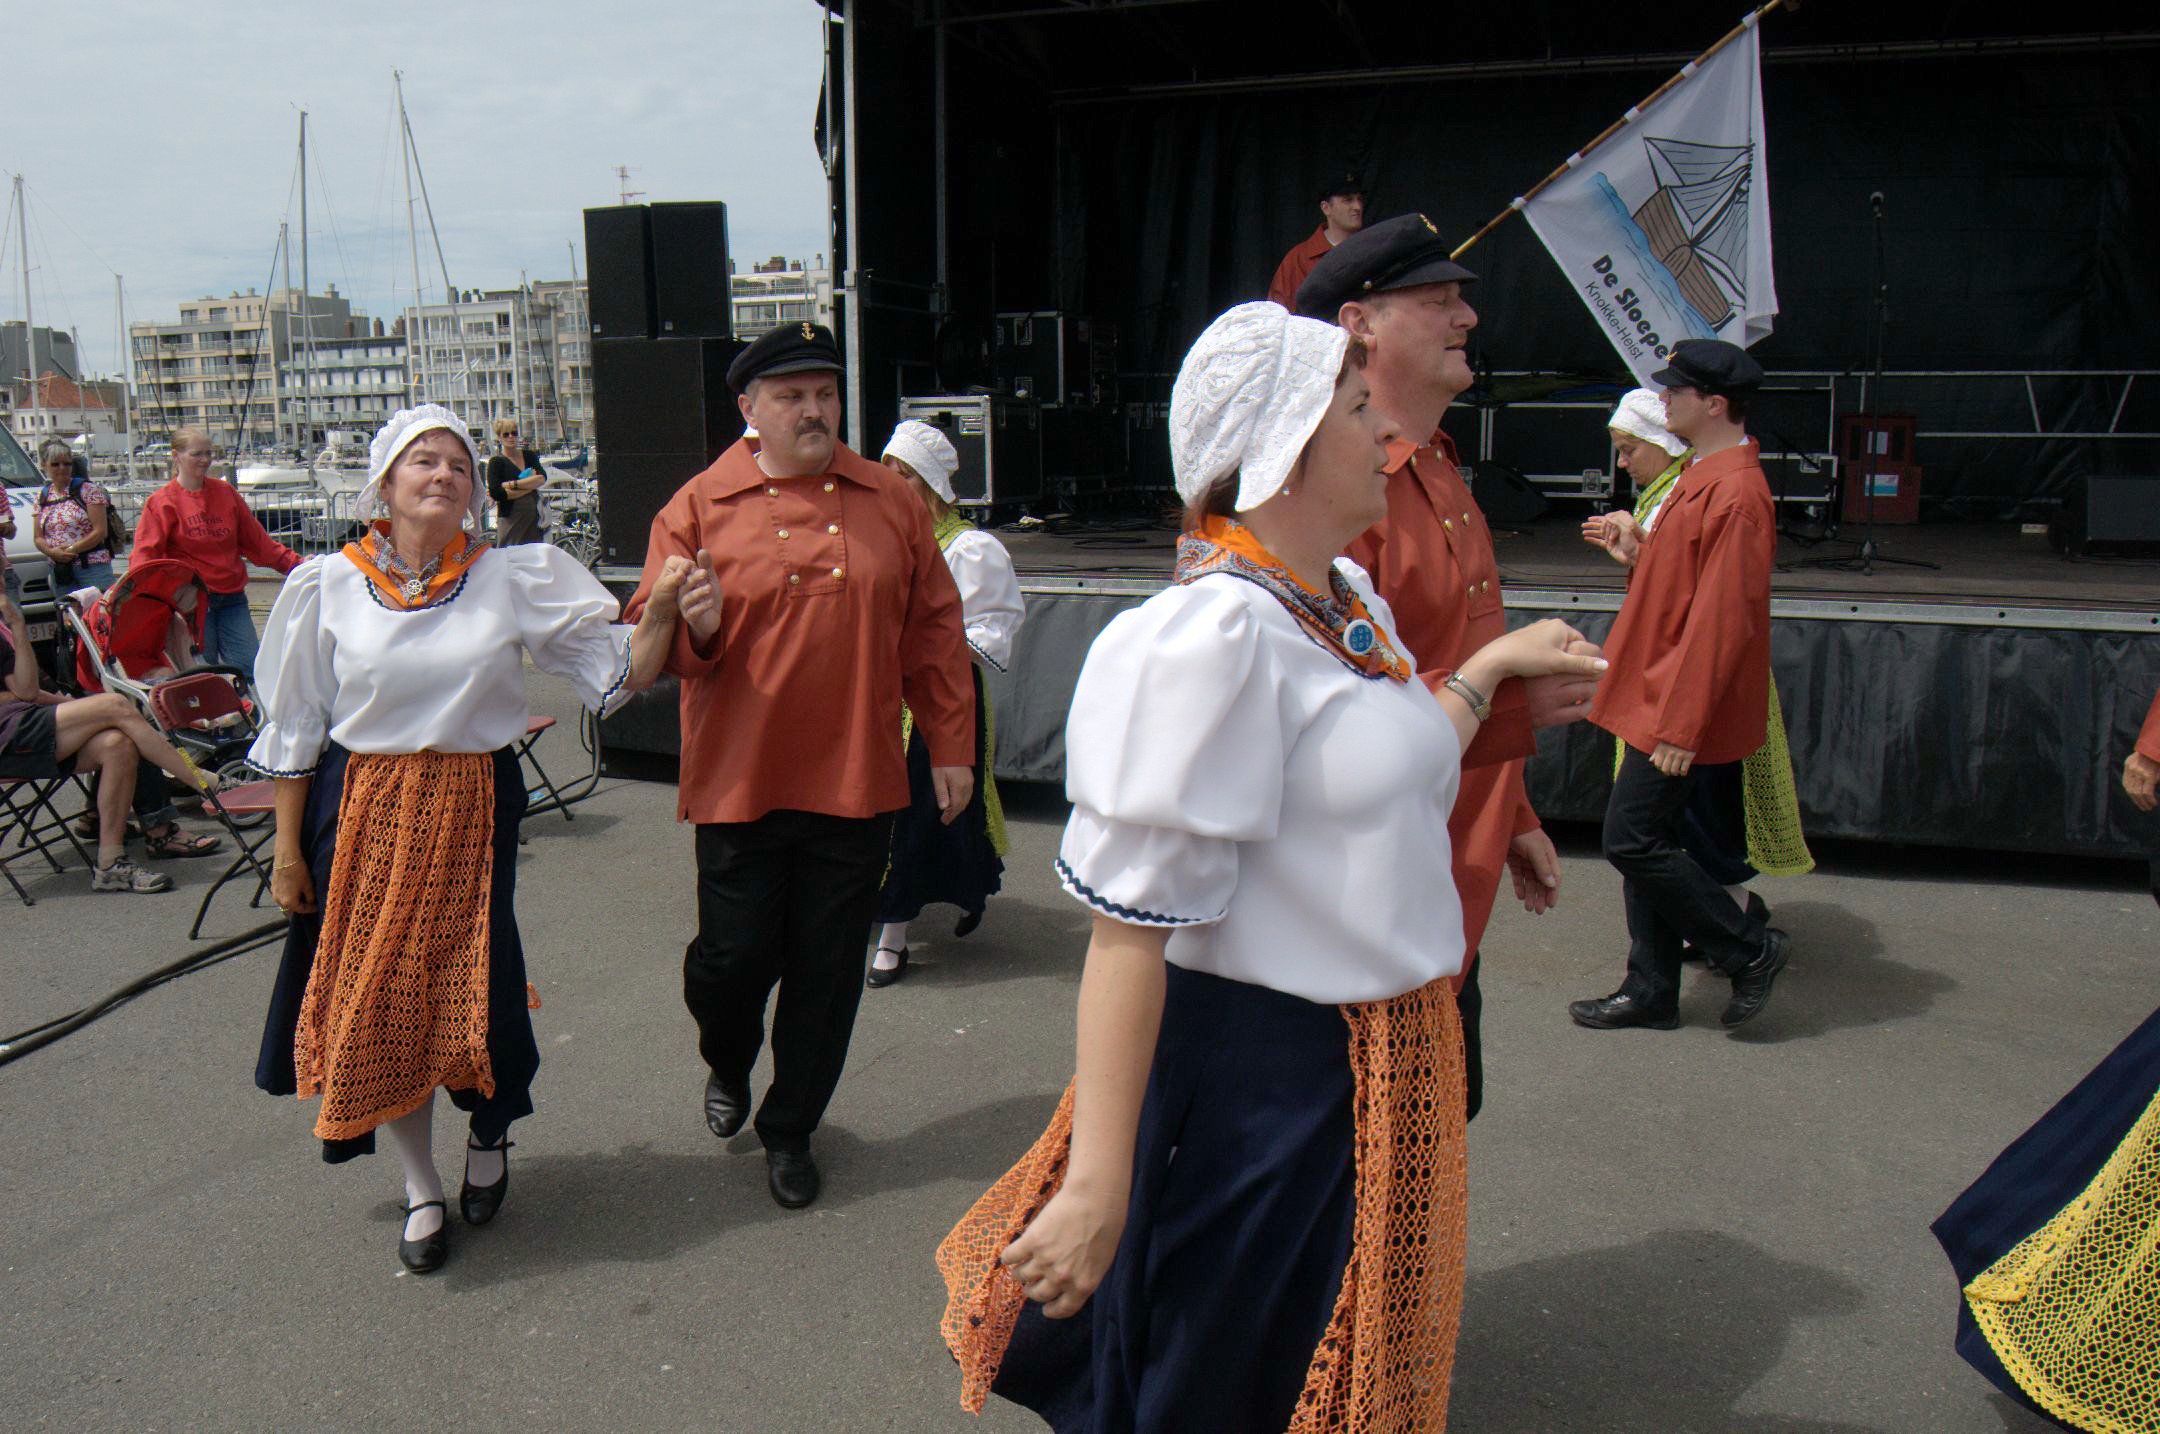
[1343,618,1377,655]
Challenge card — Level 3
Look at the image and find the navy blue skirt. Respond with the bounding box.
[1931,1003,2160,1429]
[254,743,538,1164]
[993,963,1357,1432]
[875,670,1002,925]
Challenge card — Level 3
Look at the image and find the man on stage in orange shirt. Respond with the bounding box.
[626,323,976,1209]
[1297,214,1602,1119]
[1570,339,1790,1033]
[1266,172,1366,309]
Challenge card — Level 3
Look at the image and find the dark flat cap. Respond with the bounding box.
[726,320,843,394]
[1293,212,1478,320]
[1320,171,1365,203]
[1649,338,1763,394]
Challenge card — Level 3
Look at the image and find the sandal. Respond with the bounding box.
[90,857,174,894]
[144,826,223,859]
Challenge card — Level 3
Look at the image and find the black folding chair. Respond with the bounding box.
[2,772,96,906]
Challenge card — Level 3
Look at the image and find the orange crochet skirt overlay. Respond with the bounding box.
[937,977,1469,1431]
[292,751,498,1142]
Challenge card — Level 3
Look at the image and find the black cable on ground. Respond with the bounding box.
[0,918,288,1068]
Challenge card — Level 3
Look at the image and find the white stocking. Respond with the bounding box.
[873,922,909,970]
[381,1093,444,1240]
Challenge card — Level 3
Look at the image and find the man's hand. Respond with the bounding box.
[677,549,721,644]
[2125,751,2160,813]
[1524,638,1604,728]
[646,554,693,621]
[1507,828,1561,914]
[932,766,974,824]
[1650,742,1695,778]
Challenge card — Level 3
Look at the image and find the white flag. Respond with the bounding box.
[1519,16,1777,385]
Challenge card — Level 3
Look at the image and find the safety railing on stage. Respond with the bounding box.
[1843,369,2160,442]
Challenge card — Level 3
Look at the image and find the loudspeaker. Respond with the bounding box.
[1469,462,1549,525]
[649,201,732,338]
[591,336,747,458]
[2051,474,2160,556]
[599,451,709,565]
[585,207,656,339]
[592,336,749,566]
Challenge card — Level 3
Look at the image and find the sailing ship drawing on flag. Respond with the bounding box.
[1629,136,1752,331]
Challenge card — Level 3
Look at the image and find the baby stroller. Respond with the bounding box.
[59,560,266,823]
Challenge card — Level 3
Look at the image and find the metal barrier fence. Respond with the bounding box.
[97,474,602,568]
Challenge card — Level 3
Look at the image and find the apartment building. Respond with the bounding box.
[130,287,359,449]
[529,277,592,445]
[278,330,410,439]
[730,257,833,341]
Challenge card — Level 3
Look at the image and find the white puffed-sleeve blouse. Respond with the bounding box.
[246,543,636,777]
[1055,562,1466,1005]
[944,527,1025,671]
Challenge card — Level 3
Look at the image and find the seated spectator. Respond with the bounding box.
[1,593,223,892]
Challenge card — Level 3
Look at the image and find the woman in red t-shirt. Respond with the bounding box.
[130,427,301,672]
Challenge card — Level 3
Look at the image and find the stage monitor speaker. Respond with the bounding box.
[649,201,732,338]
[1469,462,1549,525]
[599,451,709,566]
[585,206,656,339]
[2050,474,2160,556]
[897,394,1043,506]
[591,335,747,459]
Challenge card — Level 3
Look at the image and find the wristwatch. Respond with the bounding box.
[1441,671,1492,722]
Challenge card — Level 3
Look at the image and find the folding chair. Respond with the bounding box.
[188,780,280,939]
[515,715,575,827]
[1,773,96,906]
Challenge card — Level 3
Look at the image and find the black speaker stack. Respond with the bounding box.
[584,202,746,566]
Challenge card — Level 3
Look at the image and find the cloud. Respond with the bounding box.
[0,0,831,377]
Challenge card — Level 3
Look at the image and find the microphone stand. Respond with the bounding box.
[1796,191,1937,574]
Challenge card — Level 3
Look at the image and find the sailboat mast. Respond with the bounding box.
[298,110,314,452]
[395,71,426,404]
[15,175,41,438]
[116,275,132,478]
[279,221,293,449]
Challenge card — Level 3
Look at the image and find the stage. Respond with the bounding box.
[600,513,2160,860]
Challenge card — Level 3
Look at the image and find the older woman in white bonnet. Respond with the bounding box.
[934,303,1604,1428]
[1583,386,1692,566]
[246,403,713,1275]
[865,419,1026,986]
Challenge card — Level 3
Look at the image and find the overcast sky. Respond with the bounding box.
[1,0,832,379]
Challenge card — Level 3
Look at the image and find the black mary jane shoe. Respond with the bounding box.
[399,1199,449,1274]
[952,909,983,939]
[460,1137,513,1226]
[766,1147,822,1209]
[865,945,909,989]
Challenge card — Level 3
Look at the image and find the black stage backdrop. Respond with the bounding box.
[846,3,2160,517]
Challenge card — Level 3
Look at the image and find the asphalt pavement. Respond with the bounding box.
[2,670,2152,1432]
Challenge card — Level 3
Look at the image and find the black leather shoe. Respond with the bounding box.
[460,1137,513,1226]
[399,1199,449,1274]
[953,909,983,939]
[1721,928,1790,1028]
[704,1074,750,1138]
[1568,990,1679,1030]
[766,1147,821,1209]
[865,945,909,989]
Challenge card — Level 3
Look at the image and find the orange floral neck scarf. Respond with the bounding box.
[1174,515,1410,682]
[343,522,490,609]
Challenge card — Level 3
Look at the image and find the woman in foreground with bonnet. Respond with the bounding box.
[935,303,1606,1428]
[249,404,713,1274]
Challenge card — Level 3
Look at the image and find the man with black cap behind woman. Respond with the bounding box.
[1296,213,1604,1121]
[1570,338,1792,1033]
[624,321,976,1209]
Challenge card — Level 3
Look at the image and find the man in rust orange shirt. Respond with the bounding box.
[1298,214,1603,1119]
[625,322,976,1209]
[1571,339,1790,1033]
[1266,172,1365,308]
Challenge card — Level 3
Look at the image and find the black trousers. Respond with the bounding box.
[686,808,896,1151]
[1606,745,1768,1009]
[1457,955,1484,1124]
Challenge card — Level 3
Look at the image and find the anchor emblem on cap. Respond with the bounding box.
[800,321,817,340]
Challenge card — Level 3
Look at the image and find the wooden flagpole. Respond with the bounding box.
[1451,0,1798,260]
